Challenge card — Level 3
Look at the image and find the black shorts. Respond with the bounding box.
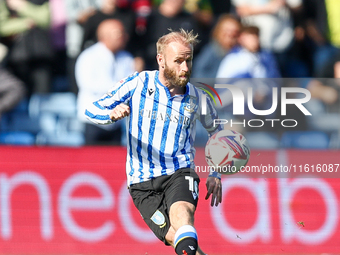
[129,168,200,244]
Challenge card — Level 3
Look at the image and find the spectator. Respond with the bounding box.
[64,0,103,58]
[306,79,338,106]
[180,0,216,47]
[114,0,152,71]
[334,56,340,79]
[303,0,340,77]
[75,19,135,145]
[81,0,136,52]
[64,0,104,93]
[116,0,151,35]
[216,26,280,128]
[0,0,53,96]
[208,0,232,18]
[0,62,26,120]
[50,0,66,52]
[216,26,281,78]
[314,50,340,79]
[151,0,215,24]
[49,0,68,92]
[192,14,241,78]
[142,0,200,70]
[231,0,302,75]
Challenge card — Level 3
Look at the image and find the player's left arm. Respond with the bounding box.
[198,90,223,206]
[198,90,223,136]
[205,176,222,207]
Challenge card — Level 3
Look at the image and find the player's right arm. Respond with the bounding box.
[109,103,130,121]
[85,72,139,125]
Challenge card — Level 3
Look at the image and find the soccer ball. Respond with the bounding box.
[205,130,250,175]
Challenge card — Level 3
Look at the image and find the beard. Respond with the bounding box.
[164,64,191,88]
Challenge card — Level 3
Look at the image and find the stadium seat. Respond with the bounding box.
[29,93,77,118]
[280,131,330,149]
[6,112,40,134]
[36,131,85,146]
[0,98,38,145]
[304,99,340,132]
[0,113,10,131]
[28,93,85,146]
[307,113,340,133]
[329,131,340,149]
[0,131,35,145]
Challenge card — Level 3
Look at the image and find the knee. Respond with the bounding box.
[169,201,196,229]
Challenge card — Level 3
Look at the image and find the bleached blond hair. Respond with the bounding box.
[156,28,199,54]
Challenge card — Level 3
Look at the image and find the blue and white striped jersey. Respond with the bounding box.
[86,70,222,185]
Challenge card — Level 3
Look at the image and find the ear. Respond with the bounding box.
[157,54,165,68]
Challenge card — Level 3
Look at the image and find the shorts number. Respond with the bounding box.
[185,176,198,195]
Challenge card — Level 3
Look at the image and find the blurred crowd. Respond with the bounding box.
[0,0,340,147]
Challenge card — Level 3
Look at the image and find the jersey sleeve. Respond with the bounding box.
[85,72,139,125]
[198,90,223,136]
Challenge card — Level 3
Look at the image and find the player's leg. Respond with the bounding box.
[129,169,206,254]
[129,179,172,245]
[170,201,206,255]
[165,226,206,255]
[169,200,195,228]
[164,168,203,255]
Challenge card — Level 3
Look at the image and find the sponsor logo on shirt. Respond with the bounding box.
[140,109,191,127]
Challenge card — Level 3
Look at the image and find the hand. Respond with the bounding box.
[6,0,27,11]
[205,176,222,207]
[110,103,130,121]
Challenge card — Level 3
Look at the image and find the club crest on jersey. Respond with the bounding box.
[184,95,198,113]
[151,210,166,227]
